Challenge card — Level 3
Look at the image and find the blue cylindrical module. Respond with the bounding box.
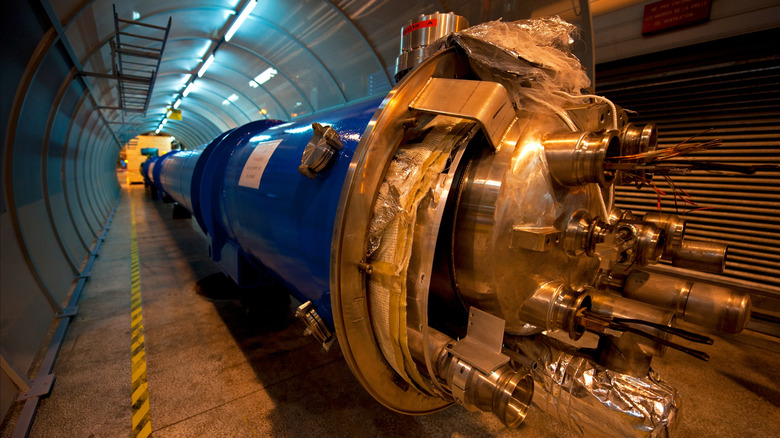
[159,146,203,213]
[141,156,156,186]
[156,97,383,326]
[150,150,178,199]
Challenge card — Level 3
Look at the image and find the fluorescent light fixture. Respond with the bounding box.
[224,0,258,42]
[132,11,141,20]
[248,80,259,88]
[173,98,182,109]
[252,68,277,86]
[182,82,196,97]
[181,74,193,86]
[222,94,239,105]
[197,54,215,78]
[155,127,161,134]
[161,118,168,126]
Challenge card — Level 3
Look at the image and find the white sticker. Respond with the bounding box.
[237,139,283,189]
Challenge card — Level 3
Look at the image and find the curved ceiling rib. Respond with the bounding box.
[163,120,208,146]
[321,0,392,86]
[215,63,286,118]
[170,94,237,131]
[200,75,263,115]
[247,15,347,103]
[58,0,402,150]
[136,106,223,145]
[142,105,223,139]
[225,42,315,113]
[157,124,199,148]
[189,79,254,123]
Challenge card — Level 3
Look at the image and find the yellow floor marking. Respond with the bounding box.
[129,197,152,437]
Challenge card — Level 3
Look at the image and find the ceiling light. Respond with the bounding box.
[155,127,161,134]
[182,82,196,97]
[253,68,277,85]
[132,11,140,20]
[197,54,215,78]
[173,98,182,109]
[225,0,258,42]
[222,94,239,105]
[161,118,168,126]
[248,80,259,88]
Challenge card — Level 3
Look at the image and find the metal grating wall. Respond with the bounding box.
[596,28,780,329]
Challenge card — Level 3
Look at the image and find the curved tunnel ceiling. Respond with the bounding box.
[43,0,605,148]
[54,0,458,148]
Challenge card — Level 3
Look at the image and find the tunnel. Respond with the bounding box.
[2,1,779,437]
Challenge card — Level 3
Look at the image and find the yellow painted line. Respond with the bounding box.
[135,422,152,438]
[129,197,152,437]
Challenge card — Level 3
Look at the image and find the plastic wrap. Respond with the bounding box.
[515,336,680,437]
[425,17,590,117]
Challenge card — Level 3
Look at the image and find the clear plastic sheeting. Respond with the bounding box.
[515,336,680,438]
[367,116,464,390]
[426,17,590,118]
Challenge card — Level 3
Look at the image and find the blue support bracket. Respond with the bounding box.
[57,306,79,318]
[16,374,55,401]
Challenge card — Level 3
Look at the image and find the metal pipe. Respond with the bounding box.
[407,327,534,428]
[671,240,727,274]
[642,212,685,257]
[518,281,590,339]
[623,270,751,334]
[438,357,534,428]
[542,131,620,187]
[589,291,674,376]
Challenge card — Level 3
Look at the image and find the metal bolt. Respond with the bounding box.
[358,262,373,274]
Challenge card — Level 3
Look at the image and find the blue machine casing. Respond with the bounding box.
[156,97,384,327]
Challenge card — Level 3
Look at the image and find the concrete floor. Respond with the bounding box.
[2,181,779,437]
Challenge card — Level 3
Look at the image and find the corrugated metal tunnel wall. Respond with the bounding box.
[596,29,780,331]
[1,0,121,417]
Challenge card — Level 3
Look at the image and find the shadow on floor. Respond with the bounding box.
[141,194,523,437]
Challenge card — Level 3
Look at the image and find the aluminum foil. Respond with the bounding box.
[515,336,680,437]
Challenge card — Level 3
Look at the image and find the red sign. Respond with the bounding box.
[642,0,711,35]
[403,19,438,36]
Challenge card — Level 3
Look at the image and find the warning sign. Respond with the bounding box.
[403,19,438,36]
[642,0,711,35]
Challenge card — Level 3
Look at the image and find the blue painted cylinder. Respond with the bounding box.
[157,96,384,326]
[150,150,178,199]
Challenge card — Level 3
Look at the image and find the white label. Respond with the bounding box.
[237,139,283,189]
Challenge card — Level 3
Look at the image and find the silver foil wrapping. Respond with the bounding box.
[517,336,680,437]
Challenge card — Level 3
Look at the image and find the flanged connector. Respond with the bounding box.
[298,122,343,179]
[542,130,621,187]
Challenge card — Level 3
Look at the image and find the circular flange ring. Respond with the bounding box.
[330,48,472,414]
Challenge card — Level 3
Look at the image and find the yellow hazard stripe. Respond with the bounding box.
[129,198,152,438]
